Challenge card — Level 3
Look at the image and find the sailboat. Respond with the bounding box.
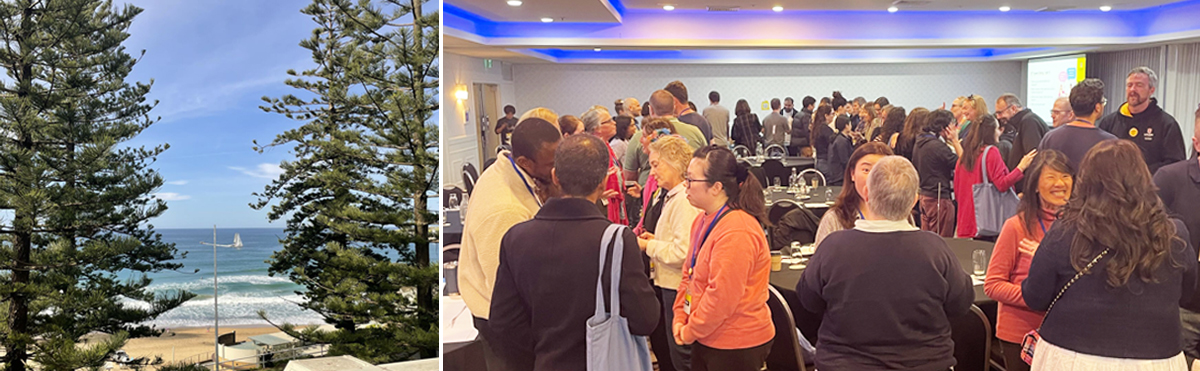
[232,233,243,249]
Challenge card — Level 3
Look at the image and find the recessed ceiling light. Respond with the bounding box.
[541,17,553,22]
[887,6,898,12]
[507,0,521,6]
[1100,5,1112,11]
[594,48,602,52]
[999,6,1010,11]
[772,5,783,12]
[663,5,675,11]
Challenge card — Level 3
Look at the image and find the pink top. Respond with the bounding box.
[984,211,1055,343]
[604,143,627,225]
[634,175,659,235]
[953,146,1024,238]
[673,209,774,350]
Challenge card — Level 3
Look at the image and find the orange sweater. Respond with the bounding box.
[673,208,774,350]
[984,212,1054,343]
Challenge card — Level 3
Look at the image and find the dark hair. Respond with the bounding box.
[959,114,1000,171]
[897,107,930,157]
[802,96,816,109]
[831,92,848,111]
[555,134,610,196]
[613,99,624,114]
[665,80,688,103]
[735,99,752,117]
[1070,78,1106,117]
[1018,149,1073,236]
[504,105,516,115]
[784,97,794,104]
[693,145,768,225]
[924,109,955,134]
[880,106,907,148]
[810,105,833,146]
[875,96,890,107]
[512,118,562,160]
[641,101,651,117]
[709,91,720,103]
[614,116,635,141]
[558,115,582,136]
[853,96,867,105]
[820,97,831,106]
[687,101,697,112]
[832,142,895,229]
[1063,139,1182,287]
[834,115,850,132]
[641,117,677,134]
[770,98,781,110]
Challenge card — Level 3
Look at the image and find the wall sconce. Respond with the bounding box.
[455,85,469,101]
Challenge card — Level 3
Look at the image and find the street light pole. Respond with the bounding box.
[201,225,242,371]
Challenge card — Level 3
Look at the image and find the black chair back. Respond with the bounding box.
[462,162,479,195]
[761,159,790,187]
[749,166,768,188]
[950,304,992,371]
[768,200,801,227]
[766,286,808,371]
[443,186,465,209]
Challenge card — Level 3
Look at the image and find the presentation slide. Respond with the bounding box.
[1026,55,1086,122]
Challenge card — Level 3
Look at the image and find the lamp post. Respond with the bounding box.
[200,225,242,371]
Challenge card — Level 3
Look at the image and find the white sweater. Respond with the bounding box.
[646,183,701,290]
[458,152,542,319]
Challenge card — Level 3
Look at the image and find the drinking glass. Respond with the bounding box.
[825,188,834,204]
[972,249,988,276]
[773,177,781,189]
[448,194,459,209]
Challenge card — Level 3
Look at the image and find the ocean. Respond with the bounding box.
[134,228,439,328]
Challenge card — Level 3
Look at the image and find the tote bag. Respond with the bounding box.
[586,224,654,371]
[973,146,1020,237]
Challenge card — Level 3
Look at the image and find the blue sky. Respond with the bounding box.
[115,1,340,229]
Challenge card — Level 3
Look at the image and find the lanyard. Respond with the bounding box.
[857,209,864,220]
[1072,118,1093,126]
[509,154,542,207]
[689,205,730,277]
[1039,218,1047,235]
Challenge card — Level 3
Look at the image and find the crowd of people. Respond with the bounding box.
[457,66,1200,371]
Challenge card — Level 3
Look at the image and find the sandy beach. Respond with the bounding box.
[83,325,318,365]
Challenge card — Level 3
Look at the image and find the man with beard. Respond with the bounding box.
[1098,66,1187,174]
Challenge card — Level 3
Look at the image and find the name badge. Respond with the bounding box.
[649,261,656,280]
[684,293,692,315]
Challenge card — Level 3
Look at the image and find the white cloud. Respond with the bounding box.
[165,180,189,185]
[231,163,285,179]
[153,192,191,201]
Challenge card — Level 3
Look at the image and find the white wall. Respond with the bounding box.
[442,53,516,188]
[511,62,1024,122]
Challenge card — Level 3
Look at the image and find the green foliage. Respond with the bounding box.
[0,1,193,370]
[254,0,439,362]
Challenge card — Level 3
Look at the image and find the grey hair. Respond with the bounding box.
[998,93,1023,109]
[1128,66,1159,89]
[580,107,612,134]
[866,156,920,221]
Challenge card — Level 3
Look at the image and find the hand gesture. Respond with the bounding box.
[1017,149,1038,171]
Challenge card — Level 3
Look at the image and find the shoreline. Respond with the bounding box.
[82,323,328,366]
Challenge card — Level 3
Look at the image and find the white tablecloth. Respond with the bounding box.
[441,295,478,343]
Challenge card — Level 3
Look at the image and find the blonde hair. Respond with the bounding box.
[648,135,693,177]
[519,107,560,129]
[966,95,989,122]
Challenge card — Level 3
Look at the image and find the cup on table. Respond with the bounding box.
[972,249,988,276]
[810,178,819,189]
[773,177,781,189]
[771,251,783,271]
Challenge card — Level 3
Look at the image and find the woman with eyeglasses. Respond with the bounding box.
[673,145,773,371]
[959,95,989,141]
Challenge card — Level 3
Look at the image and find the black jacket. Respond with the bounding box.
[1097,98,1187,174]
[790,109,813,148]
[1004,108,1049,191]
[732,114,763,153]
[913,134,958,199]
[489,198,660,371]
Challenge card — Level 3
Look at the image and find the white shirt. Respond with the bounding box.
[647,182,701,290]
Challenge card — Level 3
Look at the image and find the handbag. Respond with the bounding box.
[1020,247,1110,364]
[973,145,1021,237]
[587,224,654,371]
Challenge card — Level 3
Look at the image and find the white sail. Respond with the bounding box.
[232,233,243,248]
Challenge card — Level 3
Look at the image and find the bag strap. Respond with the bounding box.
[979,145,993,187]
[595,224,626,319]
[1039,247,1110,328]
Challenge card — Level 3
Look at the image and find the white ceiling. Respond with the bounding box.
[619,0,1171,11]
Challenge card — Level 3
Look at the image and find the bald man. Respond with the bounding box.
[1050,97,1075,128]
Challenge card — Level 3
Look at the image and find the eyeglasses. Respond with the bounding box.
[684,176,716,187]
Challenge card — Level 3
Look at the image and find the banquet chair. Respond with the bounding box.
[750,166,768,188]
[761,159,790,187]
[797,169,826,188]
[768,200,801,227]
[733,145,752,159]
[443,186,465,209]
[950,305,992,371]
[462,162,479,195]
[766,285,809,371]
[766,144,787,159]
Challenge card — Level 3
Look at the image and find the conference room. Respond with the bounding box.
[441,1,1200,370]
